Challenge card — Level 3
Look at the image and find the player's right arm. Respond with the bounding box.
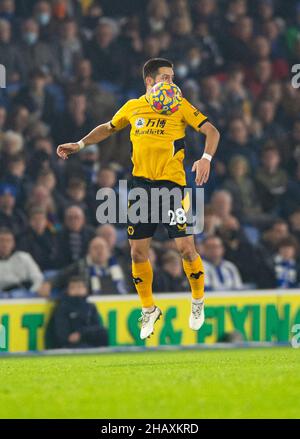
[56,122,114,160]
[56,101,131,160]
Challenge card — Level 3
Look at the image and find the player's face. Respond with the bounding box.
[154,67,175,85]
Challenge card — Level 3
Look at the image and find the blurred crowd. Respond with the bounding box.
[1,0,300,299]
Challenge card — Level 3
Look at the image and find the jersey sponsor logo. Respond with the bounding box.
[135,117,145,128]
[134,118,167,135]
[146,118,166,128]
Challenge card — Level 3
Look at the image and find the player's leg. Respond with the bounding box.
[129,237,162,339]
[130,237,154,309]
[175,235,205,330]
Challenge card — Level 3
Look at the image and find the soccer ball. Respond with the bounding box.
[148,82,183,115]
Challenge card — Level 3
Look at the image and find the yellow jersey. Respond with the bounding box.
[110,95,208,186]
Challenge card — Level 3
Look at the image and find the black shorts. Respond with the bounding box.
[127,177,192,240]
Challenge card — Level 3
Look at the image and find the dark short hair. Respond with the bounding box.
[67,276,87,286]
[28,207,47,218]
[67,177,86,189]
[0,227,14,237]
[277,237,299,254]
[143,58,173,82]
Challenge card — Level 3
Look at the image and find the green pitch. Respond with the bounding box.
[0,347,299,419]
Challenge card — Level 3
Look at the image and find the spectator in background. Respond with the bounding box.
[147,246,169,293]
[85,17,120,82]
[273,237,299,288]
[18,207,58,271]
[0,18,24,81]
[247,59,273,100]
[7,106,30,136]
[257,0,275,25]
[19,18,60,80]
[223,155,270,226]
[68,58,116,122]
[224,0,248,29]
[78,144,101,186]
[33,0,56,41]
[160,250,189,292]
[46,276,108,349]
[0,131,24,166]
[54,92,95,144]
[223,67,250,118]
[0,182,27,237]
[203,235,243,291]
[289,209,300,243]
[168,14,195,62]
[0,227,43,297]
[2,154,29,207]
[219,118,257,170]
[56,205,95,267]
[210,190,235,223]
[193,0,220,36]
[260,219,290,258]
[218,215,276,288]
[25,184,59,229]
[255,98,284,142]
[54,17,83,78]
[222,15,254,65]
[14,68,57,125]
[40,237,128,297]
[200,76,225,129]
[27,136,60,180]
[89,166,126,226]
[201,206,222,239]
[96,223,129,273]
[62,177,89,212]
[0,105,7,137]
[0,0,17,29]
[256,145,288,214]
[145,0,169,34]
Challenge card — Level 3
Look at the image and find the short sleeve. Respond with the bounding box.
[110,101,130,131]
[181,98,208,130]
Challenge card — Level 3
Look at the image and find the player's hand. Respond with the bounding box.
[68,332,81,343]
[192,158,211,186]
[56,142,80,160]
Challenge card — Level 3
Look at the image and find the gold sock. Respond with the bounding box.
[132,260,154,308]
[182,255,205,300]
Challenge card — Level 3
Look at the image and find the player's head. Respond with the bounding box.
[143,58,174,89]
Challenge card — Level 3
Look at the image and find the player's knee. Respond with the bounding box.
[131,247,149,263]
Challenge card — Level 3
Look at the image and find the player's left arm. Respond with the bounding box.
[181,98,220,186]
[192,121,220,186]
